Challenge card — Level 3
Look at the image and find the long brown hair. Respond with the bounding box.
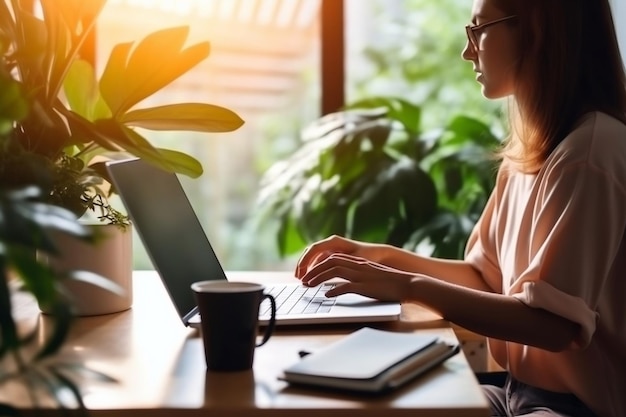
[494,0,626,173]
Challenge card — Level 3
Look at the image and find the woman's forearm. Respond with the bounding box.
[370,244,493,291]
[407,275,579,352]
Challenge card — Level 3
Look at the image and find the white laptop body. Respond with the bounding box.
[105,158,401,327]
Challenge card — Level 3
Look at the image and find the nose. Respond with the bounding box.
[462,40,476,61]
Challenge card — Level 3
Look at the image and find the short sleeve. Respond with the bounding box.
[510,160,626,348]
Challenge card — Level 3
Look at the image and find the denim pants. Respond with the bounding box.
[477,372,597,417]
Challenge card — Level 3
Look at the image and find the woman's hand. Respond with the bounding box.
[295,235,383,279]
[299,252,416,302]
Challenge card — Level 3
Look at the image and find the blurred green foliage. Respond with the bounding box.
[251,0,506,261]
[350,0,505,131]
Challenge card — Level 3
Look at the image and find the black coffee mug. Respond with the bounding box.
[191,281,277,371]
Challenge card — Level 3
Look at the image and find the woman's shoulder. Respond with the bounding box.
[551,111,626,168]
[541,112,626,194]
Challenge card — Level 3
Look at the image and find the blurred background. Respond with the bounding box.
[97,0,626,271]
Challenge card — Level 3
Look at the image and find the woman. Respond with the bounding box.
[294,0,626,416]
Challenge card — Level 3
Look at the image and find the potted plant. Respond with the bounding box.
[0,0,243,411]
[0,0,244,315]
[0,63,121,415]
[254,96,499,260]
[0,0,244,221]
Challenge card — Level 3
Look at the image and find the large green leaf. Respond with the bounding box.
[446,115,500,147]
[97,40,133,115]
[121,103,244,133]
[346,97,422,136]
[100,26,211,116]
[349,158,437,243]
[0,188,89,254]
[120,127,204,178]
[148,148,204,179]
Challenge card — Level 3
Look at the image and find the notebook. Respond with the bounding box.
[105,158,402,327]
[281,327,460,393]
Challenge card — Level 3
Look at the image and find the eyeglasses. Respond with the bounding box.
[465,15,517,51]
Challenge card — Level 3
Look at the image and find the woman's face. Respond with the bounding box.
[462,0,519,99]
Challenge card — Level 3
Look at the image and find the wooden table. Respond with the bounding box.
[3,270,489,416]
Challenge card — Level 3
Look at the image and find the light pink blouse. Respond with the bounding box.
[465,112,626,417]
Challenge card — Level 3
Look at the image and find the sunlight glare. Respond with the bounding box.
[108,0,208,16]
[257,0,279,26]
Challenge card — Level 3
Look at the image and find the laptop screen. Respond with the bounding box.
[105,158,228,324]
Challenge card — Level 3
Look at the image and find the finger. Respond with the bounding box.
[295,243,323,278]
[295,236,342,278]
[296,249,334,279]
[324,282,388,301]
[301,256,369,287]
[324,283,349,298]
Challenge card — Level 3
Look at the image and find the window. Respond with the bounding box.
[97,0,626,271]
[98,0,322,270]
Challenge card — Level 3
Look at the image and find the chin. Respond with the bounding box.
[481,86,510,100]
[479,80,514,100]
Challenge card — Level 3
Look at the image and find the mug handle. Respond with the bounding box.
[256,293,276,347]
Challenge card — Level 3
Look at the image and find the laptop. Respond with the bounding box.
[105,158,401,327]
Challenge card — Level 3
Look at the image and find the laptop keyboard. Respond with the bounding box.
[260,283,337,316]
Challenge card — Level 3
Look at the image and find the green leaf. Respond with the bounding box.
[152,148,204,178]
[346,97,422,135]
[41,0,106,39]
[0,74,29,135]
[53,361,119,383]
[0,188,89,254]
[11,247,58,306]
[35,300,73,360]
[16,201,89,237]
[100,27,211,115]
[40,0,106,100]
[349,158,437,244]
[121,103,244,133]
[97,41,133,115]
[64,111,133,151]
[446,115,499,146]
[64,59,112,121]
[46,366,88,414]
[12,9,48,87]
[67,270,125,296]
[277,215,308,256]
[119,128,204,178]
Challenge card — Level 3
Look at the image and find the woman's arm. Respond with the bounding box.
[375,245,494,292]
[296,235,493,292]
[301,254,578,352]
[407,275,579,352]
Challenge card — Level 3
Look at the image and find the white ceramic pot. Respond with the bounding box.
[40,223,133,316]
